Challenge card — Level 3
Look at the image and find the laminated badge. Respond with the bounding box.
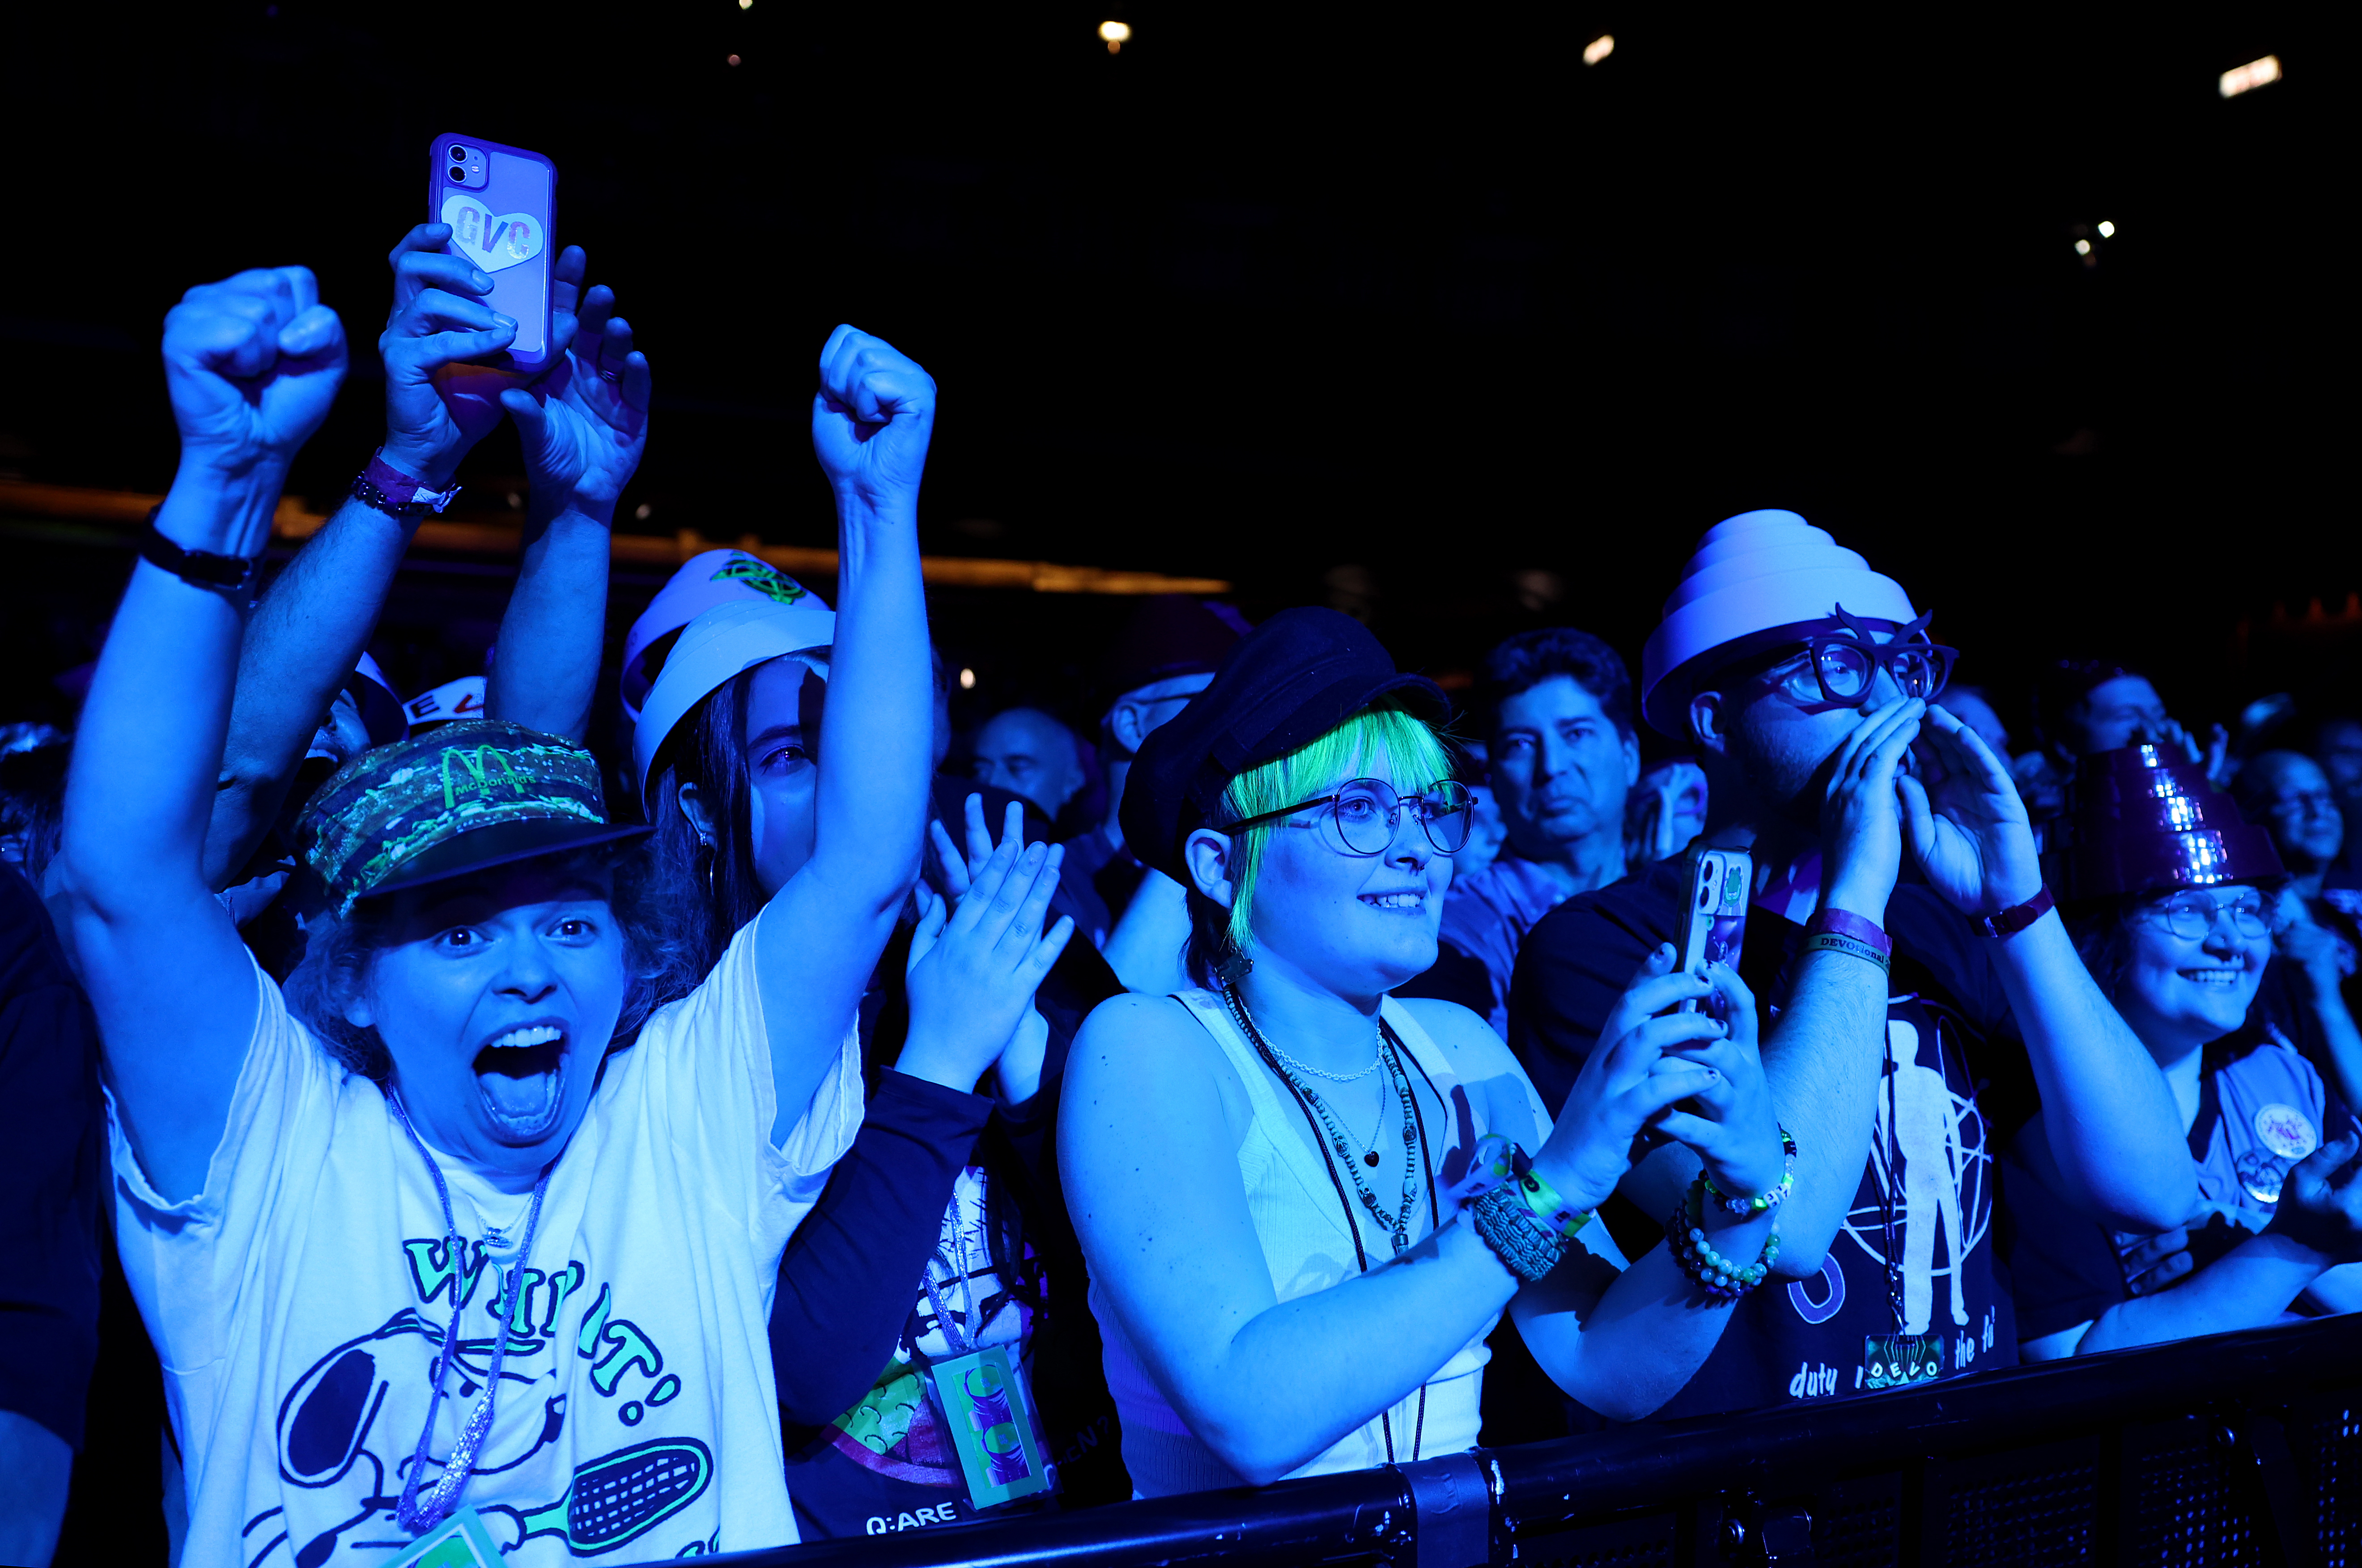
[384,1508,504,1568]
[924,1346,1054,1511]
[1863,1331,1942,1391]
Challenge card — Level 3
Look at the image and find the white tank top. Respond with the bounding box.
[1093,990,1496,1497]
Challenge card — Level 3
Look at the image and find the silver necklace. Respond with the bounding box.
[1224,985,1420,1253]
[388,1094,554,1534]
[1252,1013,1383,1084]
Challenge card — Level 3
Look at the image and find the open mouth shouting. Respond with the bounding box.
[472,1019,571,1139]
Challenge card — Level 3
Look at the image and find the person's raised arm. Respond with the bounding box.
[754,328,935,1143]
[61,269,347,1201]
[1903,705,2200,1231]
[203,226,523,887]
[485,246,650,741]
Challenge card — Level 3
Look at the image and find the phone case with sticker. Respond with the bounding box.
[428,133,557,373]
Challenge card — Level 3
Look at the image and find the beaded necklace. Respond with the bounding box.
[1219,984,1437,1462]
[1221,985,1419,1254]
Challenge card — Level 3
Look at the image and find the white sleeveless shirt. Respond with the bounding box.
[1093,990,1511,1497]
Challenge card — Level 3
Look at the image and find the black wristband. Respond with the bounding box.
[138,514,257,595]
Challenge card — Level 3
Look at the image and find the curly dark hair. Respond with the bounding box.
[281,841,702,1079]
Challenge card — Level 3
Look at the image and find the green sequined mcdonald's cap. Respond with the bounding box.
[299,717,651,915]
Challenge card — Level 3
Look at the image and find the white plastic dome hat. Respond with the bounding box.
[632,600,834,811]
[619,548,834,728]
[1638,509,1920,736]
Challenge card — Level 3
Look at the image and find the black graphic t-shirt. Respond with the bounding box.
[1509,857,2032,1419]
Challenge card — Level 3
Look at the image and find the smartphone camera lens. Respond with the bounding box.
[448,146,470,162]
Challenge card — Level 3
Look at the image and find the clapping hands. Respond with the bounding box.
[900,797,1077,1104]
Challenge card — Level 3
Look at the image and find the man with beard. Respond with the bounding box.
[1509,509,2198,1418]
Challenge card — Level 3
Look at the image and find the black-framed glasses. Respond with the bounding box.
[1736,606,1956,710]
[1225,777,1474,856]
[2135,889,2275,941]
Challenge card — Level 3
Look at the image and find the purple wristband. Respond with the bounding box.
[1976,884,2056,939]
[358,450,462,516]
[1808,905,1891,959]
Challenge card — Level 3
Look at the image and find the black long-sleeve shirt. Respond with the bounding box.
[772,1068,994,1435]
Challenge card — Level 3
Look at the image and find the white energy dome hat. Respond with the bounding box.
[632,599,835,810]
[1638,509,1920,737]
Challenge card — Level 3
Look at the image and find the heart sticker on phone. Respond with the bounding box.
[441,194,545,273]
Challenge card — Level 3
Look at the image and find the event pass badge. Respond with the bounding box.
[924,1346,1054,1510]
[383,1507,503,1568]
[1863,1331,1942,1390]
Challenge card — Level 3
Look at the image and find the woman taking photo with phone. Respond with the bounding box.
[1061,609,1791,1494]
[60,265,935,1562]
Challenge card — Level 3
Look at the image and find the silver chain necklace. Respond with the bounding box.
[1224,985,1419,1254]
[1256,1024,1383,1084]
[388,1093,555,1534]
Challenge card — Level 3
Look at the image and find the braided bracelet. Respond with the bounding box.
[1665,1175,1779,1300]
[1703,1125,1799,1217]
[1471,1181,1566,1283]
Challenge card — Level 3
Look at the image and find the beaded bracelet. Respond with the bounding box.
[1803,929,1890,974]
[1471,1181,1565,1283]
[1703,1125,1799,1217]
[1664,1175,1780,1300]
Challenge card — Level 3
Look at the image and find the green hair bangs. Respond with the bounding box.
[1211,702,1454,969]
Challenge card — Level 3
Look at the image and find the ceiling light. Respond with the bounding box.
[2219,55,2282,98]
[1583,34,1614,66]
[1100,20,1131,54]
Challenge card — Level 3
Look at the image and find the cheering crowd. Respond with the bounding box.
[2,233,2360,1567]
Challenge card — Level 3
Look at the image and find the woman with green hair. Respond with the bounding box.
[1062,609,1790,1494]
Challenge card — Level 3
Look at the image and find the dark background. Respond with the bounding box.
[0,3,2347,748]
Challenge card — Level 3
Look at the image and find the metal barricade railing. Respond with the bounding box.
[731,1312,2362,1567]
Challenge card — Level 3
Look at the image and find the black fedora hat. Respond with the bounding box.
[1120,607,1449,884]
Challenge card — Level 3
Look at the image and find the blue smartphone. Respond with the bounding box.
[429,133,557,374]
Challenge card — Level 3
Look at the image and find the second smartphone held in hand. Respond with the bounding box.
[430,134,557,374]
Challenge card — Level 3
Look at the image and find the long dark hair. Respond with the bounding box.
[647,666,773,978]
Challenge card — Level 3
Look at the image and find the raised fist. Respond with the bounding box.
[811,325,935,517]
[162,267,347,476]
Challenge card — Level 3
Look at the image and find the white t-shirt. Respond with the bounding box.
[108,909,861,1567]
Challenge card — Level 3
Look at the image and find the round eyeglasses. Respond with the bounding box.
[2135,890,2274,941]
[1745,633,1957,710]
[1224,778,1474,857]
